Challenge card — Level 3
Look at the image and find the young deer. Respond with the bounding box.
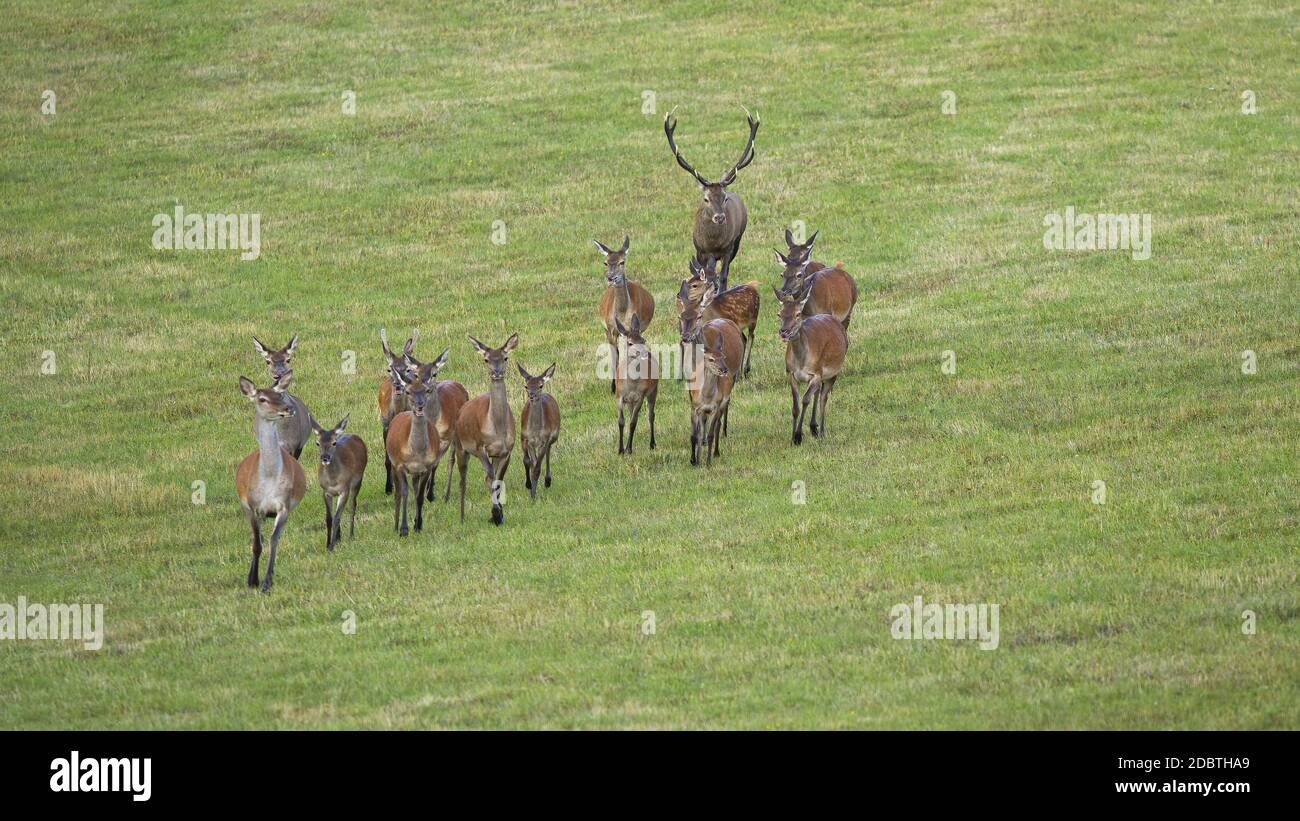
[775,229,858,330]
[776,288,849,445]
[679,295,743,466]
[252,335,316,458]
[517,362,560,499]
[377,328,419,495]
[456,334,519,525]
[613,315,658,455]
[663,108,760,291]
[595,236,655,394]
[385,349,460,536]
[236,373,306,593]
[678,256,759,379]
[312,415,367,552]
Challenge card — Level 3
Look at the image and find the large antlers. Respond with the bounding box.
[664,108,710,187]
[719,107,760,186]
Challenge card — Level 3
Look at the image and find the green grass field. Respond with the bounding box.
[1,0,1297,729]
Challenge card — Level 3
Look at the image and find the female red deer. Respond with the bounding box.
[775,288,849,445]
[312,415,367,551]
[252,335,315,458]
[456,334,519,525]
[236,373,306,593]
[595,236,655,394]
[774,229,858,330]
[679,294,743,466]
[678,256,759,379]
[664,108,759,291]
[613,315,658,455]
[377,328,418,495]
[385,349,464,535]
[517,362,560,498]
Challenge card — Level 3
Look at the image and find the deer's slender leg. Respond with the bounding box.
[648,392,657,450]
[414,472,427,532]
[322,491,333,550]
[246,510,262,588]
[524,449,536,500]
[790,374,802,445]
[260,508,289,594]
[443,445,456,502]
[330,490,347,550]
[608,331,619,394]
[819,376,837,439]
[745,324,756,377]
[349,479,360,537]
[627,397,642,454]
[796,377,820,447]
[480,454,502,526]
[689,408,700,467]
[457,450,469,523]
[426,463,437,502]
[543,443,552,489]
[714,400,727,457]
[396,471,409,537]
[383,425,393,495]
[617,396,626,454]
[704,408,717,467]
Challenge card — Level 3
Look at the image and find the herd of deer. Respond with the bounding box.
[233,110,857,591]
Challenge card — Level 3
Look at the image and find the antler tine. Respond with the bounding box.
[664,107,710,187]
[721,106,760,185]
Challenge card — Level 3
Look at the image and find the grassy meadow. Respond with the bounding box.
[0,0,1297,728]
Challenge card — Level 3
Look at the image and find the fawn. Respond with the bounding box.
[774,229,858,330]
[663,109,760,291]
[252,335,316,458]
[776,287,849,445]
[613,315,658,455]
[678,256,759,378]
[312,415,367,552]
[456,334,519,525]
[236,373,306,593]
[595,236,655,394]
[517,362,560,499]
[679,294,743,466]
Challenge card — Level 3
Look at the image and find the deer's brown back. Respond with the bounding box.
[704,318,744,374]
[706,281,760,328]
[435,380,469,445]
[800,314,849,376]
[806,266,857,323]
[337,435,369,475]
[455,394,516,455]
[385,411,435,464]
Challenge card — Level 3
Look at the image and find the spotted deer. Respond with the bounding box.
[595,236,655,394]
[678,256,759,378]
[312,415,367,552]
[663,108,759,291]
[776,287,849,445]
[456,334,518,525]
[517,362,560,499]
[236,373,306,593]
[377,328,419,495]
[613,315,658,455]
[251,335,315,458]
[775,229,858,330]
[679,294,743,466]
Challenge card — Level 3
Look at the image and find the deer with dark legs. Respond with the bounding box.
[664,108,760,292]
[774,229,858,330]
[252,335,315,459]
[775,287,849,446]
[613,315,658,455]
[456,334,518,525]
[595,236,655,395]
[313,415,367,552]
[236,373,306,593]
[385,349,458,536]
[517,362,560,499]
[678,256,759,379]
[679,293,743,466]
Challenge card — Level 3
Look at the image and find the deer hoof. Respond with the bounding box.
[399,527,408,537]
[491,506,503,526]
[793,432,803,446]
[259,580,273,594]
[545,476,551,487]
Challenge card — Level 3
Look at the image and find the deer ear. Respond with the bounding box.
[251,336,270,359]
[271,372,291,393]
[431,348,450,371]
[630,314,642,335]
[502,333,519,355]
[285,334,299,358]
[239,376,257,398]
[773,249,788,266]
[542,362,556,382]
[592,239,611,256]
[467,335,489,358]
[516,362,529,380]
[773,285,784,301]
[784,228,795,246]
[619,235,630,253]
[614,318,629,338]
[336,414,349,432]
[378,328,395,358]
[805,230,818,248]
[404,330,418,357]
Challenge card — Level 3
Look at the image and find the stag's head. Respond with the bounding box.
[469,333,519,382]
[313,415,350,466]
[516,362,555,404]
[664,108,760,223]
[252,335,298,381]
[592,236,630,286]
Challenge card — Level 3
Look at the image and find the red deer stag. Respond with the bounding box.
[678,256,759,379]
[663,108,760,291]
[517,362,560,499]
[595,236,655,394]
[613,315,658,455]
[252,335,315,458]
[679,294,743,466]
[312,415,367,552]
[236,373,306,593]
[456,334,519,525]
[775,288,849,445]
[774,229,858,330]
